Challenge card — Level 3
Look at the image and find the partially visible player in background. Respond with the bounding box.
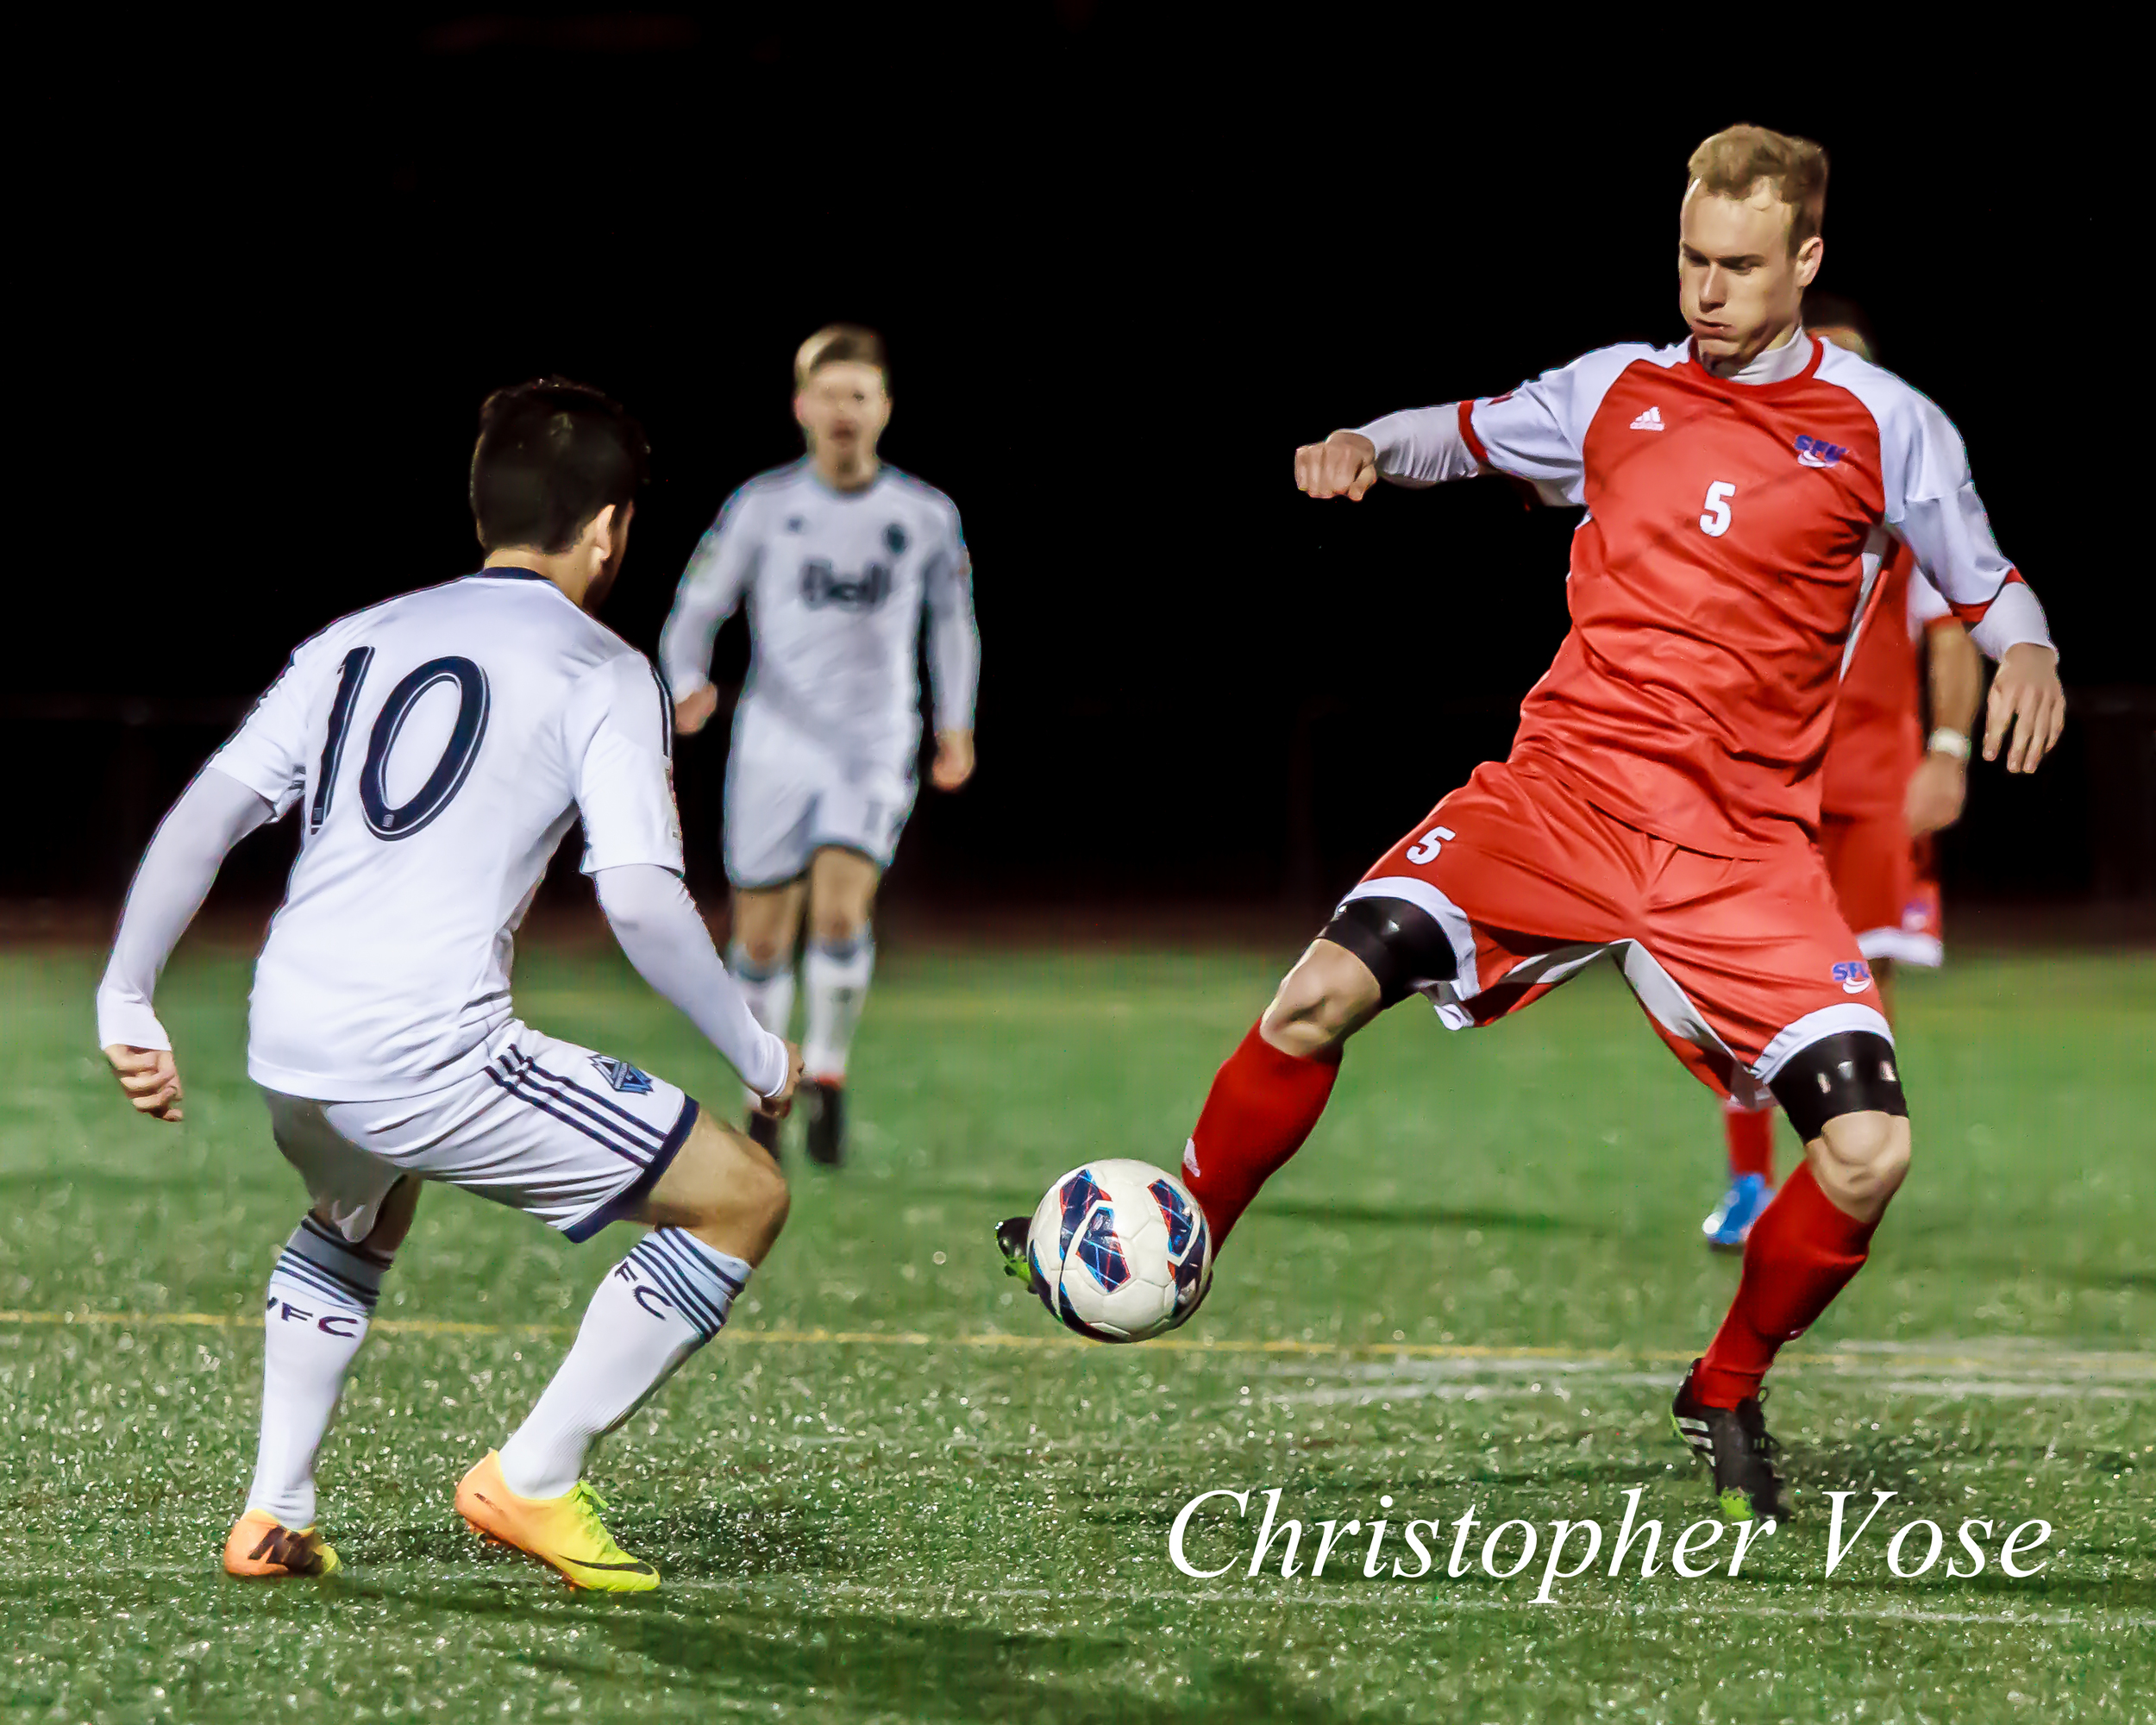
[661,326,980,1166]
[1702,298,1985,1250]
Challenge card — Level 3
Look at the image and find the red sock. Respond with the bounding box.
[1180,1023,1341,1245]
[1723,1097,1776,1184]
[1694,1163,1878,1406]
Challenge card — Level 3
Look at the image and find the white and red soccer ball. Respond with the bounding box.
[1024,1158,1213,1341]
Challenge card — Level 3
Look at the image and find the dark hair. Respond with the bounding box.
[793,323,888,389]
[469,377,649,554]
[1802,291,1877,361]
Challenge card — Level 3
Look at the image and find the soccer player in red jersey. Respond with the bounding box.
[1702,299,1986,1250]
[1004,125,2066,1522]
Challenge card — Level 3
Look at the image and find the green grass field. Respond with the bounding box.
[3,938,2152,1722]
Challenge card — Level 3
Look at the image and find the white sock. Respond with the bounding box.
[498,1228,750,1500]
[802,929,874,1082]
[247,1217,389,1527]
[730,944,796,1107]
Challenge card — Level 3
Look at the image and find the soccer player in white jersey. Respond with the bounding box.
[661,325,980,1165]
[97,380,805,1591]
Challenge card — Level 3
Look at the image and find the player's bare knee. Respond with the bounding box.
[736,928,793,969]
[1810,1112,1910,1214]
[1766,1028,1908,1214]
[1261,942,1381,1056]
[806,903,868,946]
[726,1140,791,1239]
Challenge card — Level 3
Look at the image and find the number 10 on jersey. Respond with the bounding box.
[310,649,492,841]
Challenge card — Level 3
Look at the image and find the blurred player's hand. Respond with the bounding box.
[105,1044,183,1123]
[1294,431,1380,500]
[674,685,721,736]
[1984,644,2066,775]
[931,729,975,792]
[1904,753,1968,837]
[754,1041,805,1120]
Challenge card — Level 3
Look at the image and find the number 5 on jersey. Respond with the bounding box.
[1406,825,1455,865]
[1699,480,1736,538]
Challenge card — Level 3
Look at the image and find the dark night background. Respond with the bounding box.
[15,12,2149,925]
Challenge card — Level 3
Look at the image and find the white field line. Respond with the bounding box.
[12,1565,2147,1630]
[4,1308,2153,1389]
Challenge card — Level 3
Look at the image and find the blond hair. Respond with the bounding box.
[1687,125,1828,254]
[794,323,888,389]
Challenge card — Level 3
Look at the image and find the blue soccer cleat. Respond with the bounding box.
[1702,1173,1773,1252]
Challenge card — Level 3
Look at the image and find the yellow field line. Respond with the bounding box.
[3,1308,2151,1377]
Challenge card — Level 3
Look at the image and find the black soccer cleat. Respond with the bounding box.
[1671,1358,1790,1523]
[744,1109,781,1164]
[996,1214,1032,1279]
[803,1080,846,1166]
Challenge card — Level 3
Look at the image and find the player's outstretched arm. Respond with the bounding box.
[592,864,801,1115]
[97,767,278,1122]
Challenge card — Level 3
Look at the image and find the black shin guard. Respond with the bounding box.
[1768,1031,1908,1143]
[1317,895,1458,1008]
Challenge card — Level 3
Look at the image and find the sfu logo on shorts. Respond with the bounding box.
[1795,435,1848,469]
[1832,959,1874,994]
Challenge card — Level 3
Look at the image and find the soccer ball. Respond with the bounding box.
[1024,1158,1213,1342]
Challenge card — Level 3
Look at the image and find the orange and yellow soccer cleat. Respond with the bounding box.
[222,1509,341,1578]
[454,1452,660,1593]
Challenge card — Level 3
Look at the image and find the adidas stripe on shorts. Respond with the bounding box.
[262,1021,699,1245]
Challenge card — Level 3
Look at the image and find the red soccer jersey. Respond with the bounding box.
[1438,336,2039,857]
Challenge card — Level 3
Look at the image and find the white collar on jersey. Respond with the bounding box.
[1713,327,1816,386]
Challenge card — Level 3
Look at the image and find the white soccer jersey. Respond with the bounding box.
[210,569,684,1101]
[658,460,979,771]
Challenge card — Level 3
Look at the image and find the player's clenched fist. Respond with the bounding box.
[105,1044,184,1123]
[754,1041,806,1120]
[674,685,721,736]
[1983,643,2068,775]
[1294,430,1380,500]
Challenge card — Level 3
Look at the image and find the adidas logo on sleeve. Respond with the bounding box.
[1629,406,1664,430]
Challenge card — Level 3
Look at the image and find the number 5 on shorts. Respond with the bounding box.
[1406,825,1455,865]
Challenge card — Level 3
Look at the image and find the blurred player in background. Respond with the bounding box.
[1009,126,2066,1523]
[98,380,801,1590]
[662,326,980,1166]
[1702,296,1985,1250]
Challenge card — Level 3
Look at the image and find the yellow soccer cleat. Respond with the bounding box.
[454,1451,659,1592]
[223,1508,341,1578]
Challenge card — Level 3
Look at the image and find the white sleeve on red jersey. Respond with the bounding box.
[1907,565,1953,633]
[1353,407,1480,488]
[1817,344,2053,662]
[1357,342,1679,506]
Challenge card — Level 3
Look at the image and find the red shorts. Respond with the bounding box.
[1821,811,1943,967]
[1351,762,1890,1106]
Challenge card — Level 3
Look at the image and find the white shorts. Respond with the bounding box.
[263,1021,699,1244]
[724,718,915,889]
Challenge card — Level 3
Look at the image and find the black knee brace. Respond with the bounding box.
[1317,894,1458,1008]
[1768,1031,1908,1143]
